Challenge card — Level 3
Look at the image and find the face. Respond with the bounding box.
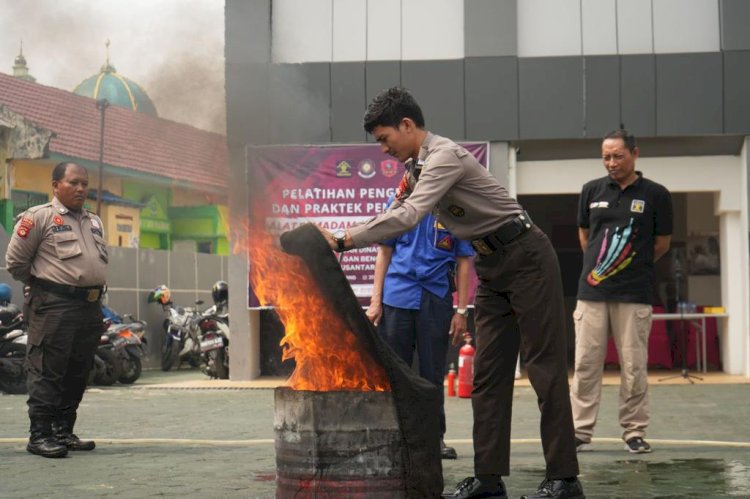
[602,138,638,185]
[371,120,421,163]
[53,164,89,211]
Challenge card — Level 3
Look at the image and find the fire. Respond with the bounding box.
[247,227,390,392]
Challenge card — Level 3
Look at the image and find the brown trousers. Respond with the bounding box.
[472,226,579,478]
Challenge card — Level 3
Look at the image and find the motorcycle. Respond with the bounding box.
[0,302,27,394]
[197,304,230,379]
[88,332,121,386]
[148,286,201,372]
[101,304,148,384]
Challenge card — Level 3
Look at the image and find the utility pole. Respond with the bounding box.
[95,98,109,216]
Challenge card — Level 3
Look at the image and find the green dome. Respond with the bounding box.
[74,61,157,116]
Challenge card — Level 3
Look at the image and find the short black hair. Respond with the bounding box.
[604,129,637,152]
[363,87,425,133]
[52,162,85,182]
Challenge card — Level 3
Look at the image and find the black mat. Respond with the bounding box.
[280,223,443,498]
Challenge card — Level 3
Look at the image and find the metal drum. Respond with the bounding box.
[274,387,406,498]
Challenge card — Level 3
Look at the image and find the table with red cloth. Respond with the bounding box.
[604,306,725,372]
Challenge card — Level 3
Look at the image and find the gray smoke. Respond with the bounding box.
[0,0,225,134]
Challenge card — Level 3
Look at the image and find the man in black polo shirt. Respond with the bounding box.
[570,129,672,455]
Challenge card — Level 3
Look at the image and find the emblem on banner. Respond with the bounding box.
[630,199,645,213]
[336,161,352,177]
[380,159,398,178]
[357,159,376,179]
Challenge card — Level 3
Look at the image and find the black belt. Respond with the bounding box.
[471,211,534,256]
[33,278,104,303]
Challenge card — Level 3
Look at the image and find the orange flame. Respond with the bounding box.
[246,227,390,392]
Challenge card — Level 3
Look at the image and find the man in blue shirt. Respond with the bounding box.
[367,196,474,460]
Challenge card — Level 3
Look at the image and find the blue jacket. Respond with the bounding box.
[382,210,474,310]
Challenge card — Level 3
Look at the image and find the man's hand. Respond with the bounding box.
[449,313,467,346]
[313,224,337,251]
[366,301,383,327]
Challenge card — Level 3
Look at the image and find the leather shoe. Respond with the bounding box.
[56,432,96,451]
[442,476,507,498]
[441,438,458,460]
[27,435,68,458]
[520,477,585,499]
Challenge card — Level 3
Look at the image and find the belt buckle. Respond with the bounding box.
[471,239,494,256]
[86,289,100,302]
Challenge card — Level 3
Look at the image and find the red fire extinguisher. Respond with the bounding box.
[446,363,457,397]
[458,332,475,398]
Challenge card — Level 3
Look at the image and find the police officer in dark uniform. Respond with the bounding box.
[317,88,585,499]
[6,162,108,458]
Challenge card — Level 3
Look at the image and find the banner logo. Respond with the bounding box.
[357,159,376,179]
[336,161,352,177]
[380,159,398,177]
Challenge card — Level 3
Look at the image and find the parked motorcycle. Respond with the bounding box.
[0,294,28,395]
[88,332,121,386]
[198,280,230,379]
[101,304,148,384]
[148,283,230,378]
[148,286,201,372]
[197,304,230,379]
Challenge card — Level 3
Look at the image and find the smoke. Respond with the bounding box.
[0,0,226,134]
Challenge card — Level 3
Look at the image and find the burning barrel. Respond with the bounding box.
[274,387,406,498]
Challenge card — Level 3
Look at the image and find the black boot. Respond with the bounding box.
[54,415,95,451]
[27,418,68,458]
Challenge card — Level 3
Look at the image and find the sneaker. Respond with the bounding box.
[624,436,652,454]
[575,438,591,453]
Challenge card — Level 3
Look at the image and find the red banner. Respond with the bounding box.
[247,142,488,308]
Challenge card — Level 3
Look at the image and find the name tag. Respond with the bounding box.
[589,201,609,209]
[51,225,73,233]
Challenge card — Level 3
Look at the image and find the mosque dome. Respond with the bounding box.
[73,44,157,116]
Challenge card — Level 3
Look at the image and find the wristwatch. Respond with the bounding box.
[332,229,347,252]
[455,307,469,318]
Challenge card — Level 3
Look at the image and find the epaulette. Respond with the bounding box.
[15,203,52,221]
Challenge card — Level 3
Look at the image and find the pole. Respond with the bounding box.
[95,99,109,216]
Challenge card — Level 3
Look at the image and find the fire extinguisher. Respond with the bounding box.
[458,332,475,398]
[446,363,457,397]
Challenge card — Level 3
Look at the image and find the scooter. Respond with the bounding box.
[101,304,148,384]
[197,304,230,379]
[107,319,148,384]
[0,302,27,394]
[88,333,122,386]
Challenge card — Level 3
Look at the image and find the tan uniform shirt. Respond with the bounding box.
[350,132,523,247]
[5,197,108,286]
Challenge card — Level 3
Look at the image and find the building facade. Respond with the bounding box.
[225,0,750,378]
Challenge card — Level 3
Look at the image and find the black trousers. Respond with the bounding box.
[472,226,579,478]
[25,288,104,420]
[378,288,453,435]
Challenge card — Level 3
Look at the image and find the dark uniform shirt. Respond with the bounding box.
[577,172,672,304]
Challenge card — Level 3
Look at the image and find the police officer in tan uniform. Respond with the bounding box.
[6,162,108,458]
[318,88,585,499]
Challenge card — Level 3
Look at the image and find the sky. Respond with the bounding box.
[0,0,226,134]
